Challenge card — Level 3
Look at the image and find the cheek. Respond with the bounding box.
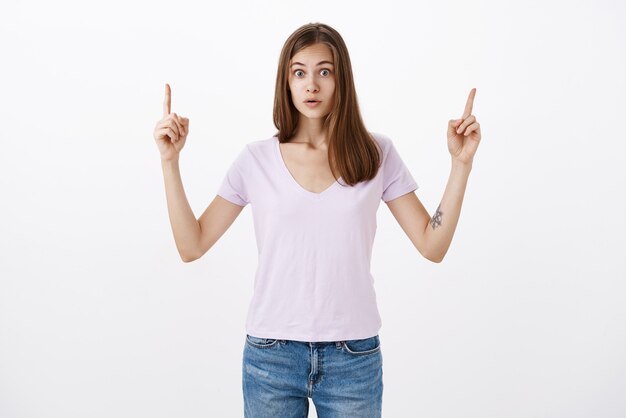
[327,81,336,99]
[288,79,299,94]
[287,83,296,97]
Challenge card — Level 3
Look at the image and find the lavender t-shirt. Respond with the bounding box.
[216,132,418,342]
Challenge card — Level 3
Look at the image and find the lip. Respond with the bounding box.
[304,100,321,108]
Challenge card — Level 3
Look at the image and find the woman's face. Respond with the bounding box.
[288,43,336,120]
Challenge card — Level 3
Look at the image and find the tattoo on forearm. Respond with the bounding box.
[430,204,443,230]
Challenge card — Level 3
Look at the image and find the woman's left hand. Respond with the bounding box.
[447,88,482,166]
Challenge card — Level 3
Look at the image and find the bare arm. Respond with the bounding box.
[155,84,244,262]
[385,160,471,263]
[161,159,202,262]
[161,159,245,262]
[195,194,245,260]
[422,160,471,262]
[387,88,481,263]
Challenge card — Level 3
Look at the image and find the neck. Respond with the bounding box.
[291,116,329,149]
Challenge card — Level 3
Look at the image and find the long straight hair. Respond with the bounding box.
[272,22,382,187]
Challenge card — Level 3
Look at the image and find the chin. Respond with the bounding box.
[301,112,329,120]
[299,106,331,118]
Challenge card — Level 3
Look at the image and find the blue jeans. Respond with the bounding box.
[242,334,383,418]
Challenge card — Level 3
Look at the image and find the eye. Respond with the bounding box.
[294,70,304,77]
[320,68,331,76]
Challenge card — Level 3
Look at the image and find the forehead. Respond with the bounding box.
[290,43,334,64]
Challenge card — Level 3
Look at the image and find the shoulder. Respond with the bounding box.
[242,135,277,153]
[247,135,275,147]
[229,135,277,168]
[367,131,395,157]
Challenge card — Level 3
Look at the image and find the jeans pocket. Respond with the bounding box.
[245,334,280,349]
[341,335,381,356]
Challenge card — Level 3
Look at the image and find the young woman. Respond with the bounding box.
[153,22,481,418]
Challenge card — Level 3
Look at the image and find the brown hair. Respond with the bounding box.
[272,22,382,187]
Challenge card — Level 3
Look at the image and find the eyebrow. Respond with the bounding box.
[290,60,334,68]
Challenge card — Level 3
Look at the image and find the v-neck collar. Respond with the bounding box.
[274,137,343,200]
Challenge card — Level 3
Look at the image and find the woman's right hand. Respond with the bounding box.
[153,83,189,161]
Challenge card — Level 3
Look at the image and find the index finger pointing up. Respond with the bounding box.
[163,83,171,117]
[462,88,476,118]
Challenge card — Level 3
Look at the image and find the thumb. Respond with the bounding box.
[448,118,462,133]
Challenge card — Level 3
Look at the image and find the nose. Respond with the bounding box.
[306,77,319,93]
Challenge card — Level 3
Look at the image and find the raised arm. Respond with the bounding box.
[386,161,471,263]
[154,84,244,262]
[386,88,481,263]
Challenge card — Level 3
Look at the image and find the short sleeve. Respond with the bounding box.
[381,138,419,202]
[216,145,251,207]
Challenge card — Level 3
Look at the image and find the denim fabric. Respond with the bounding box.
[242,334,383,417]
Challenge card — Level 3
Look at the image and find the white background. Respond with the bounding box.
[1,0,625,417]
